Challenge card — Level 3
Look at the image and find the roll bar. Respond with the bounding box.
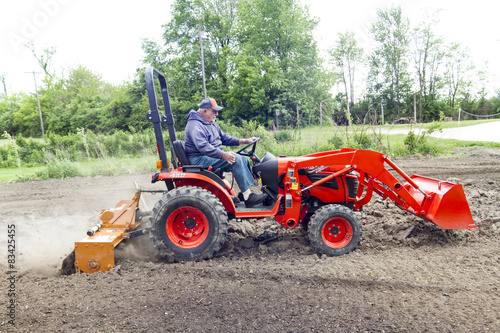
[145,67,178,172]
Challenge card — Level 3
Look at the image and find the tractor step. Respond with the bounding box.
[234,203,275,212]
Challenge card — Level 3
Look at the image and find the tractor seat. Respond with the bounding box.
[173,140,190,166]
[172,140,224,179]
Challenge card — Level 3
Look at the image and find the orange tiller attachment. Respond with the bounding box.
[74,192,147,274]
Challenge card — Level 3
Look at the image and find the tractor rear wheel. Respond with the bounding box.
[149,186,228,262]
[308,204,362,256]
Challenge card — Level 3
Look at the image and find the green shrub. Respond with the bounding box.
[273,130,292,143]
[46,132,86,160]
[15,135,47,166]
[2,132,22,173]
[99,130,130,156]
[353,133,372,149]
[35,160,81,179]
[0,146,18,168]
[328,135,344,149]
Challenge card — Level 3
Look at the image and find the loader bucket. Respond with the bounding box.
[404,175,476,230]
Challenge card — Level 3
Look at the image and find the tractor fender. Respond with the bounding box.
[156,171,236,215]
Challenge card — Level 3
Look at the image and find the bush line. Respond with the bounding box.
[0,121,490,182]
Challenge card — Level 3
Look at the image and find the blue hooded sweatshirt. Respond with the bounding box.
[184,110,239,159]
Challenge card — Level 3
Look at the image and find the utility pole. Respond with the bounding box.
[320,102,323,129]
[26,71,44,137]
[190,25,209,98]
[296,105,300,131]
[275,108,279,130]
[380,103,384,125]
[198,26,208,98]
[414,94,417,123]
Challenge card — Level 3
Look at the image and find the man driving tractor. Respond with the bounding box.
[184,97,267,207]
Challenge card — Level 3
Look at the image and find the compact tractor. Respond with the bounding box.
[67,68,476,274]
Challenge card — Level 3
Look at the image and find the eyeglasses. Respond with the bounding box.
[209,108,218,114]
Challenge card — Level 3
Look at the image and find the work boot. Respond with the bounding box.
[244,192,267,208]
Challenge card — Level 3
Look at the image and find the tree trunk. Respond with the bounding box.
[342,72,351,126]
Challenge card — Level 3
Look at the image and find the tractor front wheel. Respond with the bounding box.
[308,204,362,256]
[149,186,228,262]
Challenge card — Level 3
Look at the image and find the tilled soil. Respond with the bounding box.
[1,148,499,332]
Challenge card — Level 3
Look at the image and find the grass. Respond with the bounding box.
[0,166,44,183]
[0,155,157,183]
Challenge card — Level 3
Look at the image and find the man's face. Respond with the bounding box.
[201,108,218,124]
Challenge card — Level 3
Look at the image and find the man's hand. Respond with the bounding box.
[240,137,258,145]
[222,151,236,164]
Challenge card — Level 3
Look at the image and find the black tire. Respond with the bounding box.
[308,204,362,256]
[300,213,313,232]
[149,186,228,263]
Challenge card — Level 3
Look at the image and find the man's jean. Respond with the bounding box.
[188,154,255,192]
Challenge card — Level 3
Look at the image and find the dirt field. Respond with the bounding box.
[1,148,499,332]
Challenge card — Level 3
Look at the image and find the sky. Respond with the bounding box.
[1,0,499,96]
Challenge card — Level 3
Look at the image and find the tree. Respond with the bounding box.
[329,32,363,125]
[0,75,6,97]
[25,41,56,80]
[143,0,325,129]
[224,52,279,125]
[41,66,112,134]
[139,0,243,131]
[232,0,322,127]
[412,12,445,122]
[369,6,412,118]
[12,94,45,136]
[443,43,477,108]
[0,94,21,134]
[99,82,150,132]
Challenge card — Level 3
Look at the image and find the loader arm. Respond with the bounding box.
[292,149,475,230]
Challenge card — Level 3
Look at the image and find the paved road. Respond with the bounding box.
[383,121,500,143]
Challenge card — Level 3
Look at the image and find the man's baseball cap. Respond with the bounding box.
[199,98,223,111]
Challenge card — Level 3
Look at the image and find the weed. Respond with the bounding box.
[77,128,92,167]
[404,122,443,155]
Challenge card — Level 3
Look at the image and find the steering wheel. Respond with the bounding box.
[236,137,260,157]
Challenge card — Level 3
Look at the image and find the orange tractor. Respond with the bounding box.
[68,67,476,274]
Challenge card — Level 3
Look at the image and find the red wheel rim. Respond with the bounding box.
[321,217,353,248]
[166,207,209,249]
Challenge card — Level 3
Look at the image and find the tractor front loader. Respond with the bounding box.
[64,67,476,274]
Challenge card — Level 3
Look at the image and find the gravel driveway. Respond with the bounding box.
[383,121,500,142]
